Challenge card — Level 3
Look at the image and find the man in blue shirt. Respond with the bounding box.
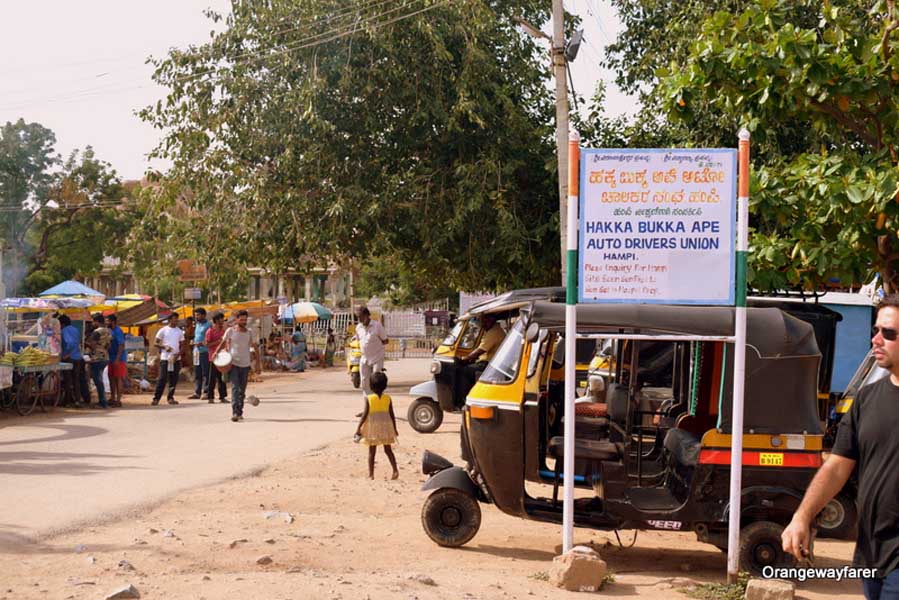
[188,308,211,400]
[59,314,90,407]
[106,314,127,407]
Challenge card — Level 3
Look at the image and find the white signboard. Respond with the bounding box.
[578,149,737,304]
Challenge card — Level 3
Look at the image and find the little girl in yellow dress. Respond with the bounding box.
[354,371,399,479]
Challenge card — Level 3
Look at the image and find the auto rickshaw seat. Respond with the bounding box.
[607,383,630,424]
[575,402,608,418]
[663,428,700,467]
[547,436,622,462]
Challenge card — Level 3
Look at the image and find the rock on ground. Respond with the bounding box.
[104,583,141,599]
[745,578,795,600]
[549,545,608,592]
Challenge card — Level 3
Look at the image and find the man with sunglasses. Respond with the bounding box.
[783,294,899,599]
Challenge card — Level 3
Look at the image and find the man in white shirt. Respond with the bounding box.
[355,306,388,409]
[152,315,185,405]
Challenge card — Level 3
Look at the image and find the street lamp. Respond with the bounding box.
[516,15,584,281]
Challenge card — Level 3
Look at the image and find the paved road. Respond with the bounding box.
[0,358,430,542]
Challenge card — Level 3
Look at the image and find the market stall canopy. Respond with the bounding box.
[113,299,161,327]
[1,297,93,312]
[282,301,332,323]
[38,280,104,297]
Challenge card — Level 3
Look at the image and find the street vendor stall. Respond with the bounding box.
[1,297,95,415]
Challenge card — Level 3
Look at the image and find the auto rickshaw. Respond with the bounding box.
[407,287,575,433]
[420,301,825,575]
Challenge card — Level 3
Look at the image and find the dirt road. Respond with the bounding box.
[0,360,398,539]
[0,359,862,599]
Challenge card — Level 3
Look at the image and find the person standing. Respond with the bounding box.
[224,309,258,422]
[355,307,389,414]
[59,314,90,407]
[325,328,336,368]
[86,313,111,409]
[106,313,126,407]
[204,312,228,403]
[152,316,185,406]
[783,294,899,599]
[188,308,211,400]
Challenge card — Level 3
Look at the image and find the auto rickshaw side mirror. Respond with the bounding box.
[525,321,540,343]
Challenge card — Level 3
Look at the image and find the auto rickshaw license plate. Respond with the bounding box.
[759,453,784,466]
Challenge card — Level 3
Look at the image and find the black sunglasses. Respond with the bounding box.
[872,326,899,341]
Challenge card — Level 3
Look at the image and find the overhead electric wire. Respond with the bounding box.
[0,0,451,112]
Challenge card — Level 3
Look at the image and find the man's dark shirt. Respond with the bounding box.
[832,376,899,577]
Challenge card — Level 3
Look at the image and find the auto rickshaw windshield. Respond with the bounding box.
[441,320,465,346]
[480,318,525,384]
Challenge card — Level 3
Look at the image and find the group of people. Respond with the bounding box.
[151,308,258,422]
[59,312,128,409]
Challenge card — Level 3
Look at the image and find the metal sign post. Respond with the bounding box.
[562,131,580,552]
[726,128,751,583]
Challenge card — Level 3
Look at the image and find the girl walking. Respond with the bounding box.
[355,371,399,479]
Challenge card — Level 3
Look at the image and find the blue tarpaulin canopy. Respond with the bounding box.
[38,280,104,297]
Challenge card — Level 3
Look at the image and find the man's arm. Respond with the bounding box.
[782,454,856,560]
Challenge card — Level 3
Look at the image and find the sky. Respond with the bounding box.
[0,1,630,181]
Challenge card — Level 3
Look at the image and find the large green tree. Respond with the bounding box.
[0,119,58,294]
[592,0,891,292]
[0,119,136,296]
[661,0,899,291]
[22,148,137,295]
[141,0,562,299]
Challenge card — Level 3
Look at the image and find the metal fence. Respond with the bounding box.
[293,309,448,359]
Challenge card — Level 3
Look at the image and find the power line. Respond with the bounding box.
[0,0,414,107]
[0,0,452,112]
[164,0,437,88]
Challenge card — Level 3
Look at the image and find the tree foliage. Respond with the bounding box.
[141,0,563,299]
[593,0,895,292]
[661,0,899,291]
[0,121,135,296]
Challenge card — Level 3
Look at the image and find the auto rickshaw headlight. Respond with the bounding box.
[430,361,441,374]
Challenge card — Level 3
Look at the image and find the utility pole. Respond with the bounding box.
[552,0,570,283]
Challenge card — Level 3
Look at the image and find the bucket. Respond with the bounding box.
[213,350,233,374]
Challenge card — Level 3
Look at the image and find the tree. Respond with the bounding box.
[141,0,563,299]
[660,0,899,291]
[0,119,58,294]
[22,148,137,295]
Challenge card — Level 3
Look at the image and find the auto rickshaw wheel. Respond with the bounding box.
[818,493,857,540]
[408,398,443,434]
[421,488,481,547]
[351,371,361,389]
[739,521,796,576]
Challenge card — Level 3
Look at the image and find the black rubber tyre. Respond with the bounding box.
[818,493,858,540]
[15,374,39,416]
[351,371,361,389]
[421,488,481,547]
[408,398,443,434]
[739,521,796,576]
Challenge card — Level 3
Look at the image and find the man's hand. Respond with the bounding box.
[782,516,811,561]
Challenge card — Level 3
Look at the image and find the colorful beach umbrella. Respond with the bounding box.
[286,301,332,323]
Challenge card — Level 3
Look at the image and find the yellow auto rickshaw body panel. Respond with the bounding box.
[466,341,531,409]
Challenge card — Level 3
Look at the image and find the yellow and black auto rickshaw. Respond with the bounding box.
[408,287,596,433]
[420,302,826,575]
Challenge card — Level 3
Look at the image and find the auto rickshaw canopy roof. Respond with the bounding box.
[526,302,819,359]
[466,287,566,319]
